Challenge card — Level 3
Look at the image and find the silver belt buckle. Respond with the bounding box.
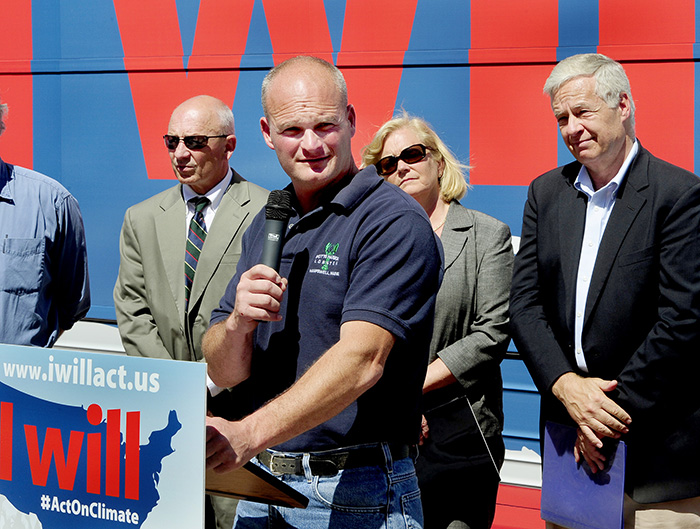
[270,453,302,475]
[268,454,285,475]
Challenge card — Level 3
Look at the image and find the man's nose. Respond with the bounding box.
[173,140,191,159]
[301,129,323,151]
[565,115,583,135]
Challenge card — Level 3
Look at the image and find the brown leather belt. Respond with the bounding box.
[257,444,413,477]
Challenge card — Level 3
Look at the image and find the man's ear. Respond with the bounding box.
[260,117,275,150]
[224,135,237,160]
[619,92,632,121]
[346,104,357,137]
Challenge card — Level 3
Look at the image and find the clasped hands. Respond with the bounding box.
[552,373,632,474]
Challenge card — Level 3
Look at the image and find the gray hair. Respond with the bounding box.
[171,95,235,135]
[261,56,347,118]
[0,101,7,136]
[544,53,635,132]
[213,100,235,135]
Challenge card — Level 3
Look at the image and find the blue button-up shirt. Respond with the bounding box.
[0,157,90,346]
[573,141,639,372]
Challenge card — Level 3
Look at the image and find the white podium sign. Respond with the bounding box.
[0,344,206,529]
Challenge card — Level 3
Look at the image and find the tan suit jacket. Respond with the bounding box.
[114,170,268,361]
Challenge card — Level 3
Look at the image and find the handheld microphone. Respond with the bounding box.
[260,190,293,272]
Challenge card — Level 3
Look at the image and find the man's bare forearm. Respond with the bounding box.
[206,320,395,473]
[202,319,253,388]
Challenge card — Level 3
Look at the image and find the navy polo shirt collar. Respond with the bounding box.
[331,166,383,211]
[288,166,384,223]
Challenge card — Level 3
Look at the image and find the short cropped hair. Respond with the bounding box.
[261,56,347,118]
[211,98,235,135]
[361,112,470,202]
[544,53,635,132]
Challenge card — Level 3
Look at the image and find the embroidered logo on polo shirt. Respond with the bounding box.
[310,242,340,276]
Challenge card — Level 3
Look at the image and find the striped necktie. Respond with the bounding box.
[185,196,209,308]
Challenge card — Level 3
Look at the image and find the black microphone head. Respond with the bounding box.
[265,189,293,221]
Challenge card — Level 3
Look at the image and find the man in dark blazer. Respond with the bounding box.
[510,54,700,527]
[113,95,268,528]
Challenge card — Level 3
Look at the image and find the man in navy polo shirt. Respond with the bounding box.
[203,56,443,528]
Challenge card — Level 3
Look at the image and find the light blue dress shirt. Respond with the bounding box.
[0,158,90,347]
[572,141,638,372]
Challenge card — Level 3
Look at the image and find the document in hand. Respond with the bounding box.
[541,421,626,529]
[416,393,500,485]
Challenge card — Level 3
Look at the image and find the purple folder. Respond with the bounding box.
[541,421,626,529]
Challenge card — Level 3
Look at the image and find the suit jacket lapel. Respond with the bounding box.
[441,202,472,272]
[559,169,587,286]
[555,165,588,331]
[155,187,188,318]
[584,154,648,324]
[189,170,252,307]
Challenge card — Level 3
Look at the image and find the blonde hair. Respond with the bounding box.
[362,112,470,202]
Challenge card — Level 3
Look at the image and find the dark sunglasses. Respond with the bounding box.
[375,144,430,176]
[163,134,228,150]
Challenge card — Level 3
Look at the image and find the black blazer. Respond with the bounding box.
[510,143,700,503]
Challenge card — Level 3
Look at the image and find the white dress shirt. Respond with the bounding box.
[182,167,232,236]
[573,140,639,372]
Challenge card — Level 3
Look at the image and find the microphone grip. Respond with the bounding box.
[260,218,288,272]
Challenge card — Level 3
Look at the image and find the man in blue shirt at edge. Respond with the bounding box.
[203,56,443,528]
[0,97,90,347]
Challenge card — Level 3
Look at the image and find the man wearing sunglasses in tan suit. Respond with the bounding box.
[113,95,268,529]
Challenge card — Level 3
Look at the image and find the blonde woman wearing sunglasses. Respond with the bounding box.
[363,114,514,529]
